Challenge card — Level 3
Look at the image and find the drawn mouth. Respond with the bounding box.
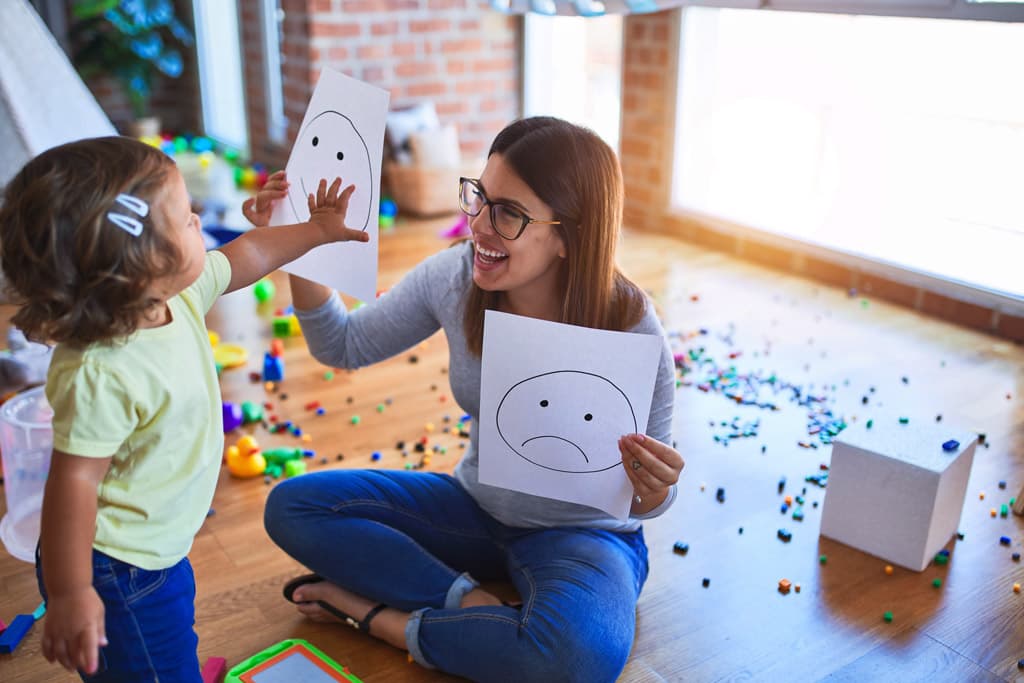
[521,435,589,463]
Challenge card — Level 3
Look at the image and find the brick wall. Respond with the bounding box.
[618,9,1022,342]
[240,0,521,170]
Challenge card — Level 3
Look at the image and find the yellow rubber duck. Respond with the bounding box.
[226,434,266,478]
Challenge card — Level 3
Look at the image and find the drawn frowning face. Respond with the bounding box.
[496,370,637,473]
[288,110,372,230]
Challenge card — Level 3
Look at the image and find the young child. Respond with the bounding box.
[0,136,367,682]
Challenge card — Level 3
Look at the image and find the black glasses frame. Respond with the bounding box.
[458,177,561,240]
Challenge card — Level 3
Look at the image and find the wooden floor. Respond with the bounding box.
[1,216,1021,682]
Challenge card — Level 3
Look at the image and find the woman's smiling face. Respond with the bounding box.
[468,153,566,297]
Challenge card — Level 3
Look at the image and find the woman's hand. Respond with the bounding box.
[241,170,289,227]
[306,177,369,244]
[620,434,684,514]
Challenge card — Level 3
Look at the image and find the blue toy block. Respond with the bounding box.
[262,352,284,382]
[0,613,34,653]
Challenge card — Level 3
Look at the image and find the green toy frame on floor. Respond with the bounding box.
[225,639,363,683]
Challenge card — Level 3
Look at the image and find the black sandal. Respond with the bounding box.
[282,573,387,634]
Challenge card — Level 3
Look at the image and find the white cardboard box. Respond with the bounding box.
[819,420,976,571]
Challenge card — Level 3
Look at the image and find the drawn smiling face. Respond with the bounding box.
[495,370,638,473]
[287,110,373,230]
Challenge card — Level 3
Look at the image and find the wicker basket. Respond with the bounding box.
[384,159,482,217]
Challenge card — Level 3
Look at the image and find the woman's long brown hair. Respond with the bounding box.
[463,117,646,355]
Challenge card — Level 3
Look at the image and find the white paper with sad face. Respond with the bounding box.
[479,310,663,520]
[269,68,389,303]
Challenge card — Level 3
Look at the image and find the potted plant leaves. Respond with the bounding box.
[69,0,194,137]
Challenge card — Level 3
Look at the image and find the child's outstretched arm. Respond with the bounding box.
[39,451,112,675]
[220,176,368,295]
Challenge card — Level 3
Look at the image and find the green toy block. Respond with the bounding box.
[284,460,306,478]
[241,400,264,424]
[273,317,292,337]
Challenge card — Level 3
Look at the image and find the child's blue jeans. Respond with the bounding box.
[264,469,649,683]
[35,546,201,683]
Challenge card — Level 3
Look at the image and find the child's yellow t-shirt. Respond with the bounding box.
[45,250,231,570]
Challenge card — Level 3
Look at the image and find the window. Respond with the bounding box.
[672,7,1024,300]
[261,0,287,145]
[192,0,248,153]
[524,13,623,151]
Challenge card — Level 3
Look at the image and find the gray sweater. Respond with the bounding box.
[295,240,677,532]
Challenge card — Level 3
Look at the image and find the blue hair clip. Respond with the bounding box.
[107,193,149,236]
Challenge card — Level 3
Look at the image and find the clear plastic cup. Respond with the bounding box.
[0,386,53,562]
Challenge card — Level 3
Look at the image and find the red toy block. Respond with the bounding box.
[201,656,227,683]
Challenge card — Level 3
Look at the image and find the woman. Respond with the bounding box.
[261,116,684,682]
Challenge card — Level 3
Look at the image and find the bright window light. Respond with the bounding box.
[192,0,248,153]
[524,13,623,152]
[673,7,1024,300]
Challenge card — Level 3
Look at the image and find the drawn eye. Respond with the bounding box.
[540,400,548,407]
[584,413,593,421]
[336,151,344,161]
[312,136,319,146]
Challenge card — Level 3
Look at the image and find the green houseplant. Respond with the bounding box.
[69,0,194,134]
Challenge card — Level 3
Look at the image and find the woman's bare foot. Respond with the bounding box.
[291,579,408,649]
[292,580,376,624]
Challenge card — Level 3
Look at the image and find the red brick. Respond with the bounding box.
[860,275,919,309]
[436,100,469,116]
[358,44,389,60]
[326,46,350,60]
[393,42,417,57]
[410,19,450,33]
[804,256,854,289]
[441,38,484,53]
[996,313,1024,343]
[446,60,467,75]
[362,66,386,83]
[395,61,437,78]
[652,21,669,42]
[341,0,386,9]
[472,58,516,73]
[407,81,448,97]
[371,21,400,35]
[920,292,994,332]
[311,21,361,38]
[431,0,467,7]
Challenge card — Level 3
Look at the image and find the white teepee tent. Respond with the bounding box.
[0,0,117,188]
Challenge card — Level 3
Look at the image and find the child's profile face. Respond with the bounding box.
[145,168,206,309]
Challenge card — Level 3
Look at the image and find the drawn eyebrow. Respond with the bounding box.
[475,179,531,214]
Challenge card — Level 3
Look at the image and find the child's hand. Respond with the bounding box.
[241,170,289,227]
[41,587,108,674]
[307,177,370,244]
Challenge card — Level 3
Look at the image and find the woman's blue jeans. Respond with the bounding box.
[35,547,200,682]
[264,470,649,683]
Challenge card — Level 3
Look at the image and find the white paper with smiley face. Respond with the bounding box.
[269,68,389,303]
[286,111,372,231]
[479,310,663,520]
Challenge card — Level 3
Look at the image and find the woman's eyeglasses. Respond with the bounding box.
[458,177,561,241]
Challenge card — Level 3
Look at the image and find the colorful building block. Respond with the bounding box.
[201,656,228,683]
[262,352,284,382]
[0,614,33,653]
